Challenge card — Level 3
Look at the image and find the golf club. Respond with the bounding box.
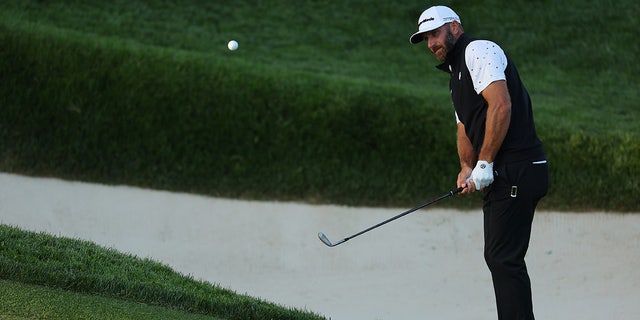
[318,186,464,247]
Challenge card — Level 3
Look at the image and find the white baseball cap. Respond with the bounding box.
[409,6,461,44]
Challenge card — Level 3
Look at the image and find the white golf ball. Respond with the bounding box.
[227,40,238,51]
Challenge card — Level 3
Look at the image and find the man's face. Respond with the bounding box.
[424,23,457,62]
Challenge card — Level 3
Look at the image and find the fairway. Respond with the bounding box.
[1,173,638,319]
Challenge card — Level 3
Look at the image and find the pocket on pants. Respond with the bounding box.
[485,161,549,203]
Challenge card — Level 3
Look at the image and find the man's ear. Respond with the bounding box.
[451,20,464,35]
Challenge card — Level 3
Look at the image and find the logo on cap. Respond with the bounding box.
[418,17,435,27]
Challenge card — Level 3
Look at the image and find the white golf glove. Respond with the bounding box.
[470,160,494,191]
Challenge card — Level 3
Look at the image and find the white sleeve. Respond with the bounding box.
[465,40,507,94]
[455,111,461,124]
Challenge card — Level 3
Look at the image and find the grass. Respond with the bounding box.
[1,1,637,211]
[1,0,637,134]
[0,279,220,320]
[0,225,326,320]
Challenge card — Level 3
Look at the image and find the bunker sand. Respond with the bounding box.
[1,173,638,320]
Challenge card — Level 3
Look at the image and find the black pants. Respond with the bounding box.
[483,160,549,320]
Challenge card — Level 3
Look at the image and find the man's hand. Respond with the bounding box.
[457,166,473,194]
[470,160,494,191]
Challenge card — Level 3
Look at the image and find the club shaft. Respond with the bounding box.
[341,187,463,243]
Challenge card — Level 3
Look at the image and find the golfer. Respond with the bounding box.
[410,6,549,320]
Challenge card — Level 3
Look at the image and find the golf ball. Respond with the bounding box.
[227,40,238,51]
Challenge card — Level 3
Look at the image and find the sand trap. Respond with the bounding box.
[1,173,638,319]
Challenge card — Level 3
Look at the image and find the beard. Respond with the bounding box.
[433,26,458,62]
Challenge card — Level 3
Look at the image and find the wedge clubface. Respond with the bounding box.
[318,187,464,247]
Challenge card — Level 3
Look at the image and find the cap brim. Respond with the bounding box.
[409,31,426,44]
[409,22,445,44]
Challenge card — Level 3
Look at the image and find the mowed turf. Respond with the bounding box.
[1,1,638,210]
[0,279,221,320]
[0,225,327,320]
[1,0,637,133]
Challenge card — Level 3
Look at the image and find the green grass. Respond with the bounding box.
[1,0,637,211]
[0,225,326,320]
[1,0,637,134]
[0,279,220,320]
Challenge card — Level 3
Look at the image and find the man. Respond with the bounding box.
[409,6,549,320]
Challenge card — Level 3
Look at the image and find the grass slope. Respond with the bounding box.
[0,225,326,320]
[2,0,636,133]
[1,0,638,211]
[1,1,637,211]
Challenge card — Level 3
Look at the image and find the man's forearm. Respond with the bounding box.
[478,102,510,162]
[457,123,476,169]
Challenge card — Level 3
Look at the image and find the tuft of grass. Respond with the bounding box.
[0,225,326,320]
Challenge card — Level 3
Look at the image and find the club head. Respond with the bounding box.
[318,232,333,247]
[318,232,348,247]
